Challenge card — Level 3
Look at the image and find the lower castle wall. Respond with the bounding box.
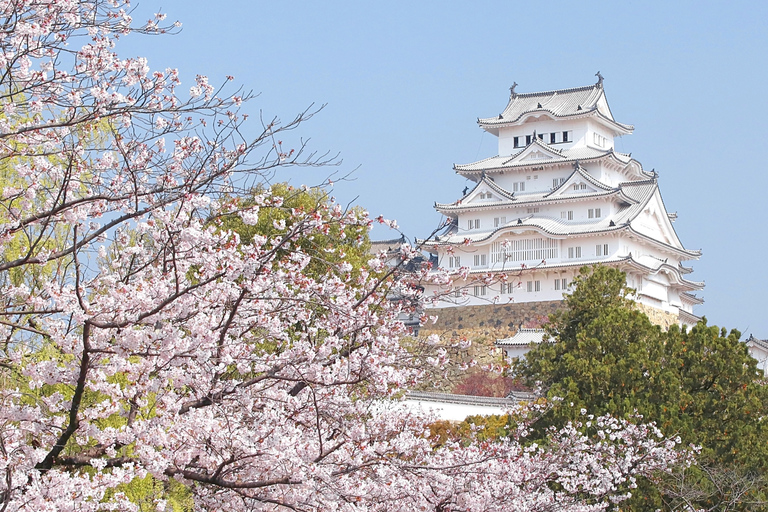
[419,300,680,367]
[419,301,564,368]
[421,300,564,342]
[634,302,680,330]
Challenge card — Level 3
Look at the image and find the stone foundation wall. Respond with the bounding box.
[416,300,678,392]
[634,302,680,330]
[422,301,564,342]
[419,301,564,369]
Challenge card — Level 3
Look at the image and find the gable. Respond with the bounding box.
[629,191,683,249]
[466,186,502,204]
[507,140,565,164]
[547,168,613,199]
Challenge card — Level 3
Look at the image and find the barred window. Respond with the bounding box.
[491,238,558,263]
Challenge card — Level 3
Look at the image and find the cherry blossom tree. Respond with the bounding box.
[0,1,684,510]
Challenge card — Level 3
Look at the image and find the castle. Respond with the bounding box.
[422,75,703,328]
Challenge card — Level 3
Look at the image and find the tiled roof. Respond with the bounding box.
[432,180,657,243]
[454,145,634,174]
[436,165,640,214]
[623,257,704,290]
[440,255,703,292]
[679,309,703,326]
[435,189,625,214]
[680,292,704,305]
[544,164,616,198]
[477,82,633,132]
[746,335,768,351]
[496,328,551,346]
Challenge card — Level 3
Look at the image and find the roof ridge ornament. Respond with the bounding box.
[595,71,604,88]
[510,82,518,97]
[573,160,580,170]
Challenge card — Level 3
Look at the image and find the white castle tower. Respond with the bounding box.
[423,74,703,326]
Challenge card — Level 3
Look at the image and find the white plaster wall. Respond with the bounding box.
[502,345,534,361]
[747,344,768,376]
[425,268,575,308]
[586,119,615,150]
[402,399,511,422]
[498,119,588,155]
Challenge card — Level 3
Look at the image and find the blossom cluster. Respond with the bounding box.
[0,1,684,510]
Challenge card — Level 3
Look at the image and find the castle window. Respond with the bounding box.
[493,216,507,227]
[473,285,487,296]
[473,254,487,267]
[550,133,556,144]
[513,182,525,192]
[448,256,461,268]
[491,238,558,263]
[526,135,532,145]
[561,211,573,221]
[514,136,520,148]
[580,183,587,190]
[468,219,480,230]
[568,247,582,259]
[527,281,533,292]
[595,243,609,256]
[527,207,539,214]
[555,278,568,290]
[562,131,570,142]
[507,282,515,294]
[588,208,602,219]
[537,133,544,140]
[593,132,607,147]
[554,279,561,290]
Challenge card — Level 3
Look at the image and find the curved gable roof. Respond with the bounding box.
[478,80,633,134]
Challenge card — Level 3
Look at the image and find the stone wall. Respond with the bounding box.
[419,300,679,367]
[634,302,680,330]
[419,301,564,368]
[422,301,563,342]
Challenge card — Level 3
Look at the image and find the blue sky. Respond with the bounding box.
[121,1,768,336]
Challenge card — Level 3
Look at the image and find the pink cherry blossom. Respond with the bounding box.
[0,1,686,510]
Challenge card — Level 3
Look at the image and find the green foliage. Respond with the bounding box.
[428,414,513,447]
[107,474,193,512]
[216,183,371,278]
[515,265,768,510]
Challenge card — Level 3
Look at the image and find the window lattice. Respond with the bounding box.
[491,238,558,263]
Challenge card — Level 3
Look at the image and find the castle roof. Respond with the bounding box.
[478,77,633,136]
[454,141,640,177]
[435,166,638,214]
[496,328,551,347]
[428,179,701,260]
[447,255,704,292]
